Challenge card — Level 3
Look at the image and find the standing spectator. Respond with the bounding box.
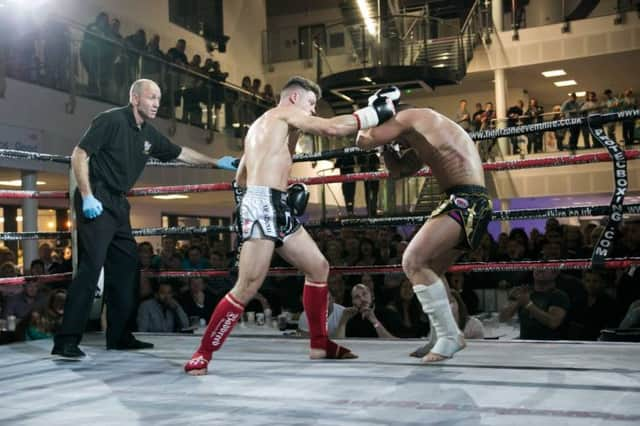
[207,60,228,131]
[620,89,637,145]
[124,29,147,85]
[455,99,471,132]
[107,18,125,100]
[80,12,110,93]
[561,93,581,154]
[166,39,188,65]
[182,54,203,125]
[43,20,70,90]
[499,269,570,340]
[479,102,496,161]
[471,102,484,131]
[601,89,620,141]
[358,152,380,217]
[551,105,566,151]
[166,39,188,109]
[262,84,275,103]
[525,98,544,153]
[137,282,189,332]
[142,34,165,87]
[335,155,357,215]
[506,100,524,154]
[5,281,43,321]
[580,91,598,149]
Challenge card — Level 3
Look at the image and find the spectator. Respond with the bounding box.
[356,238,381,266]
[0,261,19,277]
[328,273,347,305]
[561,93,581,153]
[262,84,275,103]
[17,289,66,341]
[43,20,70,90]
[124,29,147,84]
[336,284,394,338]
[137,282,189,332]
[449,289,484,339]
[182,54,203,125]
[455,99,471,132]
[448,272,479,315]
[335,155,357,215]
[207,60,228,132]
[166,39,188,65]
[479,102,497,161]
[471,102,484,131]
[38,243,54,272]
[571,270,618,340]
[80,12,110,93]
[5,281,43,321]
[580,91,598,148]
[506,100,524,154]
[551,105,566,151]
[181,246,210,270]
[620,89,637,145]
[381,278,429,338]
[525,98,544,153]
[29,259,46,276]
[358,152,380,216]
[499,269,570,340]
[298,290,345,337]
[179,277,219,325]
[142,34,165,86]
[251,78,261,95]
[601,89,620,141]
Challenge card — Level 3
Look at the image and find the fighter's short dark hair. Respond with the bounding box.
[282,76,322,99]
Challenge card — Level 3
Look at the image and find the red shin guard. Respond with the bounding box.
[303,280,329,350]
[197,292,245,359]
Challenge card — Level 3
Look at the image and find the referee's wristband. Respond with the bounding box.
[373,322,381,329]
[525,301,534,310]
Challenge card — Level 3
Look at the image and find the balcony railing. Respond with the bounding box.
[2,16,274,140]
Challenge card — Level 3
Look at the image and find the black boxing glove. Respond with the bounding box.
[287,183,309,216]
[352,86,401,130]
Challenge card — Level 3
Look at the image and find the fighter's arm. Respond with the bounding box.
[282,107,360,137]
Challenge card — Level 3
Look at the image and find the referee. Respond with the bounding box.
[52,79,238,358]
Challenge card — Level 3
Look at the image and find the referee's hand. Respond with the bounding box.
[82,194,103,219]
[216,156,239,171]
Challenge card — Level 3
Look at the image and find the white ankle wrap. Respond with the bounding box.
[414,281,463,358]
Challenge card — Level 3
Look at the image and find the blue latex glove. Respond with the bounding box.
[217,156,239,171]
[82,194,103,219]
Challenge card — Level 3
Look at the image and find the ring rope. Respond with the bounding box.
[3,258,638,287]
[3,203,639,241]
[2,111,638,167]
[2,150,637,200]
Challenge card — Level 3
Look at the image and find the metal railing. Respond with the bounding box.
[2,15,275,139]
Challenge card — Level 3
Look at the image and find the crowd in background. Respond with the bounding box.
[3,216,639,343]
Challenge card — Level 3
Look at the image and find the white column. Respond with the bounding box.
[494,67,509,155]
[21,170,38,271]
[492,0,503,32]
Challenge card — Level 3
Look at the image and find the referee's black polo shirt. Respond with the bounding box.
[78,105,182,193]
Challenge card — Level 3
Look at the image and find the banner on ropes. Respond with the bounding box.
[589,116,627,267]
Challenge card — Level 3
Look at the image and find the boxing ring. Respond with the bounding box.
[1,110,640,425]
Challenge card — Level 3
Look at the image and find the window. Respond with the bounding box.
[169,0,228,50]
[298,24,327,60]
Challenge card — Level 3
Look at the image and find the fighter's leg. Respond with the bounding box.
[402,215,466,362]
[185,238,275,375]
[277,227,356,359]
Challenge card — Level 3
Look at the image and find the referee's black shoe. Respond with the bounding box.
[107,338,154,350]
[51,343,86,359]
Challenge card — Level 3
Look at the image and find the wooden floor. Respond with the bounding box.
[1,333,639,425]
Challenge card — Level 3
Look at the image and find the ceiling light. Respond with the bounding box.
[433,63,447,68]
[554,80,577,87]
[356,0,377,36]
[0,180,47,187]
[361,76,373,83]
[152,194,190,200]
[571,91,587,97]
[542,69,567,78]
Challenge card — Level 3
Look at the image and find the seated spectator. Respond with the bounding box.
[137,282,189,332]
[181,246,210,270]
[153,236,178,269]
[328,273,347,305]
[29,259,46,276]
[38,243,55,272]
[619,299,640,329]
[179,277,219,325]
[16,289,66,341]
[381,278,429,338]
[570,270,618,340]
[208,251,234,295]
[499,269,570,340]
[298,290,345,338]
[448,272,480,315]
[336,284,394,338]
[5,281,44,321]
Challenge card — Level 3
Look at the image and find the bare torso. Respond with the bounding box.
[407,108,485,189]
[241,107,299,191]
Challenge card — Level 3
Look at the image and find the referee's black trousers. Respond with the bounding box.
[55,187,139,347]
